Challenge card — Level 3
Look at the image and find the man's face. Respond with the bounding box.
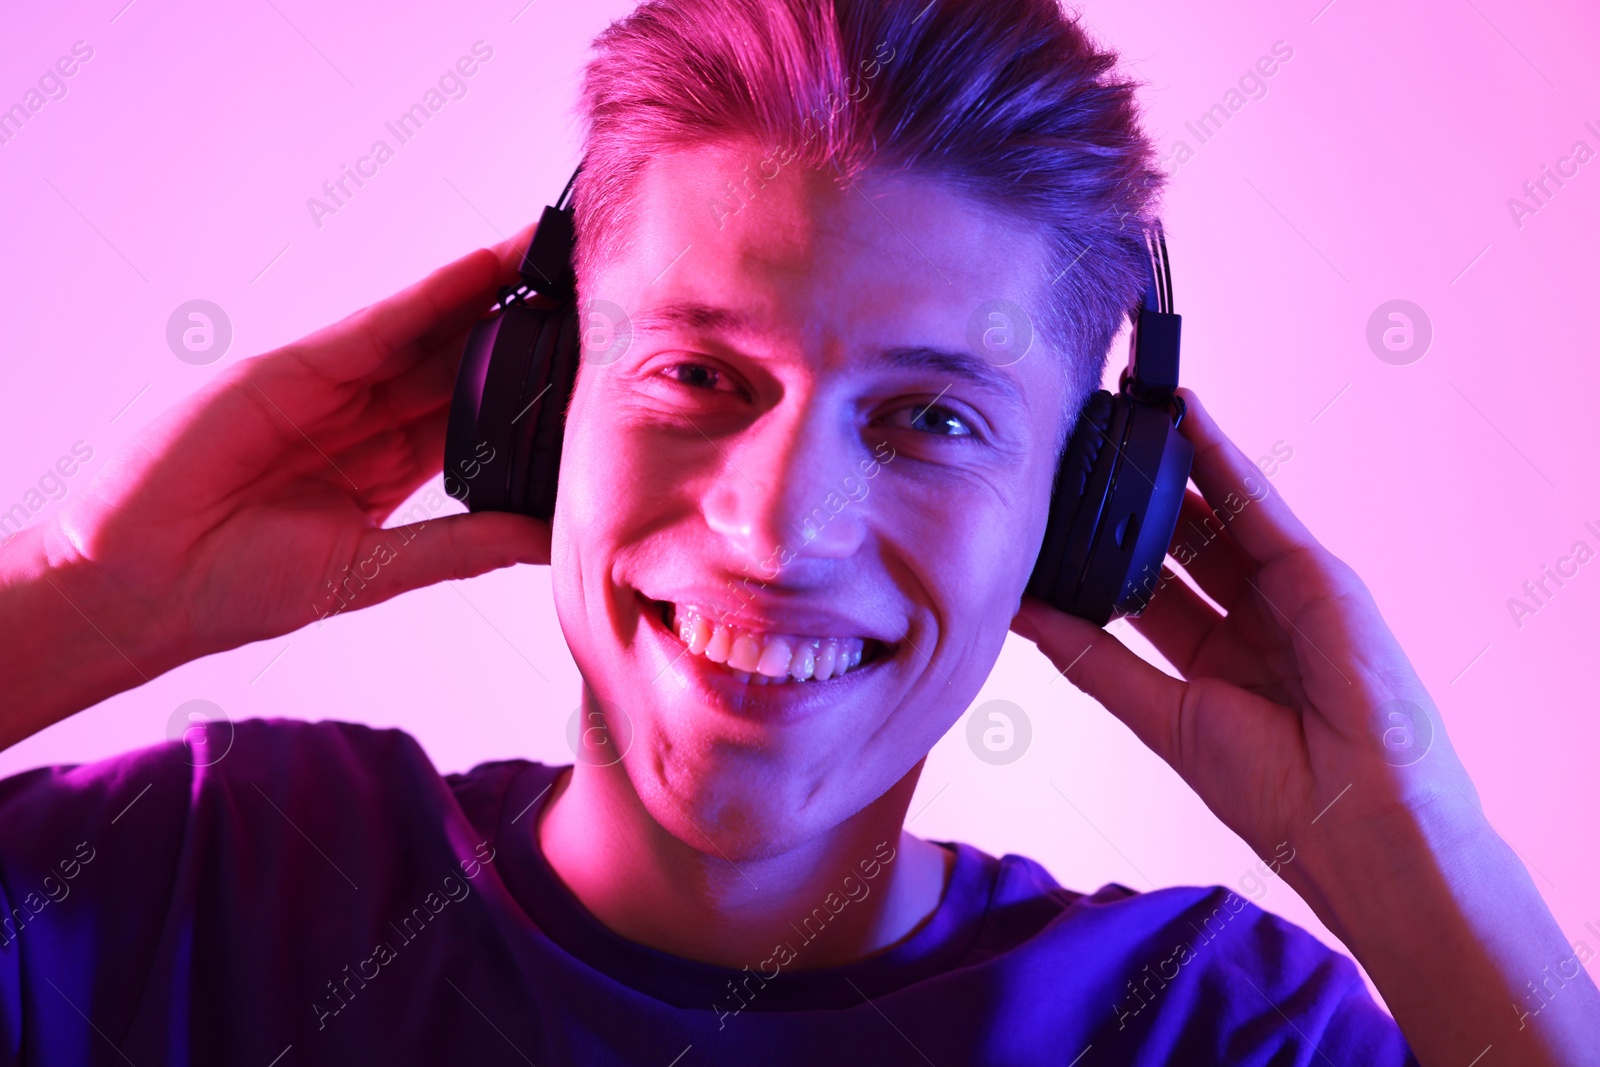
[550,143,1077,857]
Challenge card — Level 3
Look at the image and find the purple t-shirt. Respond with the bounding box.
[0,719,1417,1065]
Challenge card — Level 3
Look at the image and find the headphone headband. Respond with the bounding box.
[1127,222,1182,402]
[517,164,584,300]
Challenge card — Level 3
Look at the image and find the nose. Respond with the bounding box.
[701,402,868,576]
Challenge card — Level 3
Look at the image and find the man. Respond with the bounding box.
[0,0,1595,1063]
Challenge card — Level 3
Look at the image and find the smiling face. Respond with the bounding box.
[549,142,1082,859]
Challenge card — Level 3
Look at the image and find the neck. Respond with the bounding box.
[537,758,954,971]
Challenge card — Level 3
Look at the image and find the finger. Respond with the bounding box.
[1178,388,1319,567]
[1168,489,1249,606]
[312,411,450,516]
[343,511,552,614]
[490,222,539,277]
[1127,575,1300,700]
[372,333,471,425]
[353,222,539,415]
[367,396,456,514]
[354,250,506,375]
[1014,596,1186,768]
[1124,568,1222,676]
[411,222,539,354]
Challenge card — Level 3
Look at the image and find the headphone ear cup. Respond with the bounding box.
[444,302,542,511]
[1027,392,1195,626]
[1102,408,1192,619]
[443,296,574,516]
[516,302,581,520]
[1027,390,1115,612]
[501,303,561,516]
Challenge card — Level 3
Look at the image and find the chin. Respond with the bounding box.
[644,758,831,861]
[551,553,1006,857]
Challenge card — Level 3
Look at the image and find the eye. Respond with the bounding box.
[657,361,742,394]
[889,401,975,438]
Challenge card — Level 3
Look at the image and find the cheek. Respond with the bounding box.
[890,460,1055,614]
[551,382,708,618]
[551,389,645,624]
[557,381,663,541]
[870,475,1046,719]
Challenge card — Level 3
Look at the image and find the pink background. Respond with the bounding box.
[4,0,1598,1006]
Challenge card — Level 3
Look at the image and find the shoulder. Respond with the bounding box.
[964,850,1416,1063]
[0,718,549,891]
[0,718,427,833]
[0,721,382,890]
[0,720,566,1057]
[1094,883,1412,1061]
[979,851,1329,972]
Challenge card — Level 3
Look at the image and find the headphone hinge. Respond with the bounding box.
[519,203,577,300]
[1124,308,1181,404]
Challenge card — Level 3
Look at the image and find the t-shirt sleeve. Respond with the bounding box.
[0,718,479,1064]
[0,731,200,1063]
[1185,888,1420,1065]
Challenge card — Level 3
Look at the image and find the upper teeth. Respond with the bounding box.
[668,604,872,683]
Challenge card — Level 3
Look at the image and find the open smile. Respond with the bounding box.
[642,596,895,686]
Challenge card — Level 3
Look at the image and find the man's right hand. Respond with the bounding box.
[0,225,551,744]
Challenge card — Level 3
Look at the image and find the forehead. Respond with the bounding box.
[590,143,1054,358]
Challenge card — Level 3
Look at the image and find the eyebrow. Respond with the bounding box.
[875,345,1024,408]
[632,300,1026,408]
[632,301,760,340]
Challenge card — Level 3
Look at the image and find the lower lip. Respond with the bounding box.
[636,595,893,713]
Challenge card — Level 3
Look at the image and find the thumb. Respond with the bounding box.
[344,511,552,606]
[1013,596,1186,767]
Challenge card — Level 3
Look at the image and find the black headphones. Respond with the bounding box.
[444,166,1193,627]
